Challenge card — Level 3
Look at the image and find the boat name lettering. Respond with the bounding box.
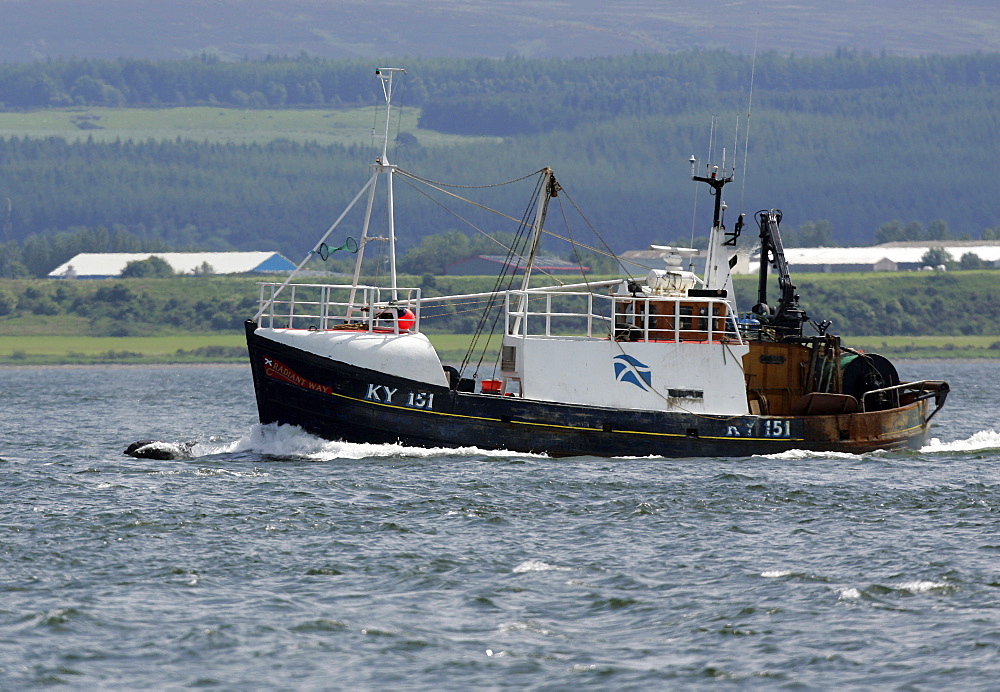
[726,423,757,437]
[365,384,398,403]
[264,358,333,395]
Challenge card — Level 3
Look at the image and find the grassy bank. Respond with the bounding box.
[0,334,248,366]
[0,332,506,366]
[0,331,995,366]
[845,335,1000,359]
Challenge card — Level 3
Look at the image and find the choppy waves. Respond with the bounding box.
[4,362,999,689]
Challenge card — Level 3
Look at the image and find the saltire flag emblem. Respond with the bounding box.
[613,354,652,391]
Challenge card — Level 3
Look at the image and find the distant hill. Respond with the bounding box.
[1,0,998,62]
[0,52,996,262]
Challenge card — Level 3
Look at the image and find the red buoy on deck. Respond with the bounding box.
[397,308,416,331]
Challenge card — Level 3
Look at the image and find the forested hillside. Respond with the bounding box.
[0,52,997,276]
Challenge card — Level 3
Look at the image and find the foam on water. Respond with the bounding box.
[754,429,1000,460]
[895,580,952,593]
[755,448,878,461]
[921,429,1000,454]
[189,423,545,461]
[512,559,567,573]
[761,569,796,578]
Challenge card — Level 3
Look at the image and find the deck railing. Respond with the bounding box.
[256,283,421,334]
[505,290,741,344]
[255,282,739,344]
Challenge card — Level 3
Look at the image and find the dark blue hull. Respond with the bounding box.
[246,321,933,458]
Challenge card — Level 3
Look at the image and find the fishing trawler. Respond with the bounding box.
[242,67,949,458]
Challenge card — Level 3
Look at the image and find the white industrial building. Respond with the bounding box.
[619,241,999,277]
[48,252,296,278]
[767,241,1000,273]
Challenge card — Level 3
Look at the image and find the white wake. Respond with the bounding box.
[188,422,543,461]
[920,429,1000,454]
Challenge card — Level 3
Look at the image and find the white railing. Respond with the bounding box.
[256,283,421,334]
[505,290,613,338]
[505,289,741,344]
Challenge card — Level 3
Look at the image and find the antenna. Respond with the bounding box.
[374,67,406,164]
[740,25,760,214]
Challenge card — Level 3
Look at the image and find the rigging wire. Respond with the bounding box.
[393,173,564,287]
[688,174,701,251]
[556,195,615,343]
[557,186,640,284]
[369,98,381,160]
[370,200,389,287]
[397,171,649,376]
[396,168,543,223]
[401,168,545,190]
[399,169,634,277]
[690,115,717,247]
[463,173,545,378]
[740,22,760,215]
[390,74,407,162]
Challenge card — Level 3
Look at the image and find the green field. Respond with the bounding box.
[0,106,502,146]
[0,334,248,365]
[0,330,994,367]
[0,332,506,366]
[846,334,1000,359]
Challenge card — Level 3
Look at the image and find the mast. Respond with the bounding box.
[511,168,558,334]
[518,168,558,292]
[690,153,742,305]
[349,67,406,303]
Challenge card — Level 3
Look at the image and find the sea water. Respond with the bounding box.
[0,361,998,689]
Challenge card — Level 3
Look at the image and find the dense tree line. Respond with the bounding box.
[0,55,383,110]
[873,218,999,244]
[734,272,1000,338]
[0,269,995,338]
[0,276,260,333]
[1,51,996,117]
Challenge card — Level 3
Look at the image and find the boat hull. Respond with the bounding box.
[246,322,934,458]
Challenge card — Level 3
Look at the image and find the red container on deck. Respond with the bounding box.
[480,379,502,394]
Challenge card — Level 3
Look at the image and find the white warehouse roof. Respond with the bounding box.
[49,252,296,278]
[779,244,1000,266]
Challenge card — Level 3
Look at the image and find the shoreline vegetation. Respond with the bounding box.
[0,271,996,365]
[0,277,993,370]
[0,334,996,367]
